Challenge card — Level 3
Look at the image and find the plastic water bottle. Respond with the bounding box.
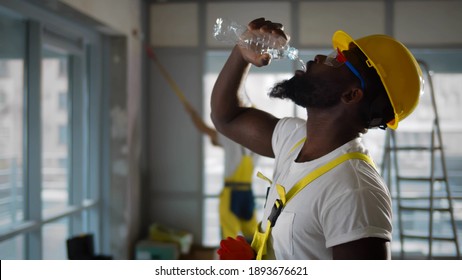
[213,18,305,70]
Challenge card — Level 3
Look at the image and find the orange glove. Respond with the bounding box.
[217,236,255,260]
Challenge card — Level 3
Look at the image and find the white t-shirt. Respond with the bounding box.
[260,117,392,259]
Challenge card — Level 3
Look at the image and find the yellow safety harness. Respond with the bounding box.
[251,138,375,260]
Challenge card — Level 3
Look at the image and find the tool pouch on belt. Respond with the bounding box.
[226,182,255,220]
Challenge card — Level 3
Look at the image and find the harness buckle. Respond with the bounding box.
[268,199,283,228]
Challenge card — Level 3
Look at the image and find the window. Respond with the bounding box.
[0,7,26,259]
[42,48,70,218]
[58,125,68,145]
[58,91,67,110]
[0,3,104,259]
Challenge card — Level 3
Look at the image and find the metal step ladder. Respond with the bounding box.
[380,60,460,259]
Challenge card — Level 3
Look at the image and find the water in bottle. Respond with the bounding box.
[213,18,306,71]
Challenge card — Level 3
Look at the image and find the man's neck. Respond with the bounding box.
[295,109,361,163]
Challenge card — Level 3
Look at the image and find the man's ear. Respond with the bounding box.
[341,88,363,104]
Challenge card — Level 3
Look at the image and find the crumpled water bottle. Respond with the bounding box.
[213,17,305,69]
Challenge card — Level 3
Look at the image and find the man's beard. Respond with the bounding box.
[268,74,341,108]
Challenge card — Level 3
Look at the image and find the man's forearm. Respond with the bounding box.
[210,46,251,132]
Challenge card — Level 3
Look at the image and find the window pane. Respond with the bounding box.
[0,10,26,234]
[203,197,219,247]
[0,234,24,259]
[42,217,69,259]
[41,49,70,217]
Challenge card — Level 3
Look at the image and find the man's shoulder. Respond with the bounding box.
[272,117,307,157]
[275,117,306,134]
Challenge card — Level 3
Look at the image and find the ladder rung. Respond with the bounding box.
[397,176,445,181]
[402,234,457,242]
[399,206,450,212]
[393,195,459,200]
[388,146,442,151]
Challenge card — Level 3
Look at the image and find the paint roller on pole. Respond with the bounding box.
[145,44,189,106]
[145,44,209,131]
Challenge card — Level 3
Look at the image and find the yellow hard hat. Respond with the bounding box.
[332,30,424,129]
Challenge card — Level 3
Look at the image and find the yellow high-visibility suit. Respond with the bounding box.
[218,135,257,240]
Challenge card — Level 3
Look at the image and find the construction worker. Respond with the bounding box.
[182,100,258,241]
[213,18,423,260]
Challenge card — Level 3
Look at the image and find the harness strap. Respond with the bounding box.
[286,152,375,203]
[251,151,375,260]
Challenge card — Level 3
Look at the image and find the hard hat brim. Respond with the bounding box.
[332,30,355,53]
